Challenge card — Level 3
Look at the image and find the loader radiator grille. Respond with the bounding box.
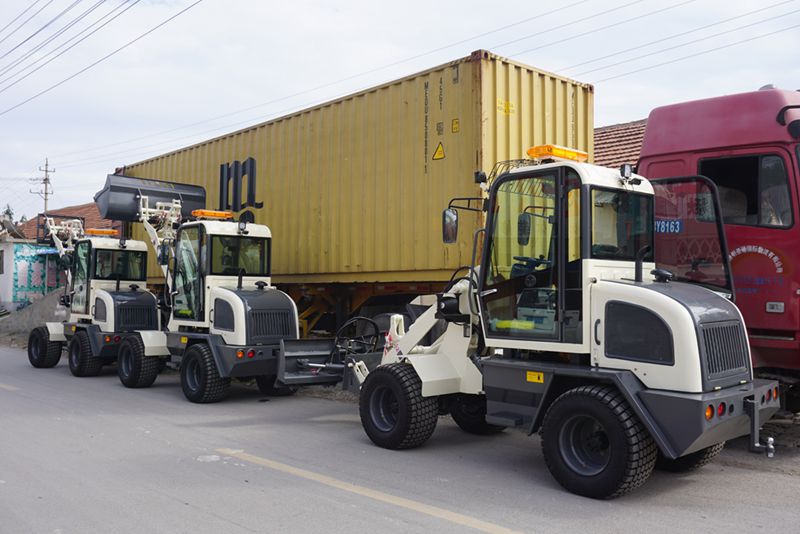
[249,310,295,344]
[700,321,749,380]
[116,305,158,332]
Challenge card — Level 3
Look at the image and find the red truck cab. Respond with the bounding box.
[638,89,800,389]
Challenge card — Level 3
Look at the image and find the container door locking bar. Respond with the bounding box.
[744,397,775,457]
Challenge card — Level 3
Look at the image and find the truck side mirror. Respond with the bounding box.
[517,213,532,246]
[442,208,458,244]
[157,242,170,265]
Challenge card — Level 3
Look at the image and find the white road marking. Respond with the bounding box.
[0,383,19,391]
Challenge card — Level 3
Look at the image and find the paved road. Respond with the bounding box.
[1,345,798,534]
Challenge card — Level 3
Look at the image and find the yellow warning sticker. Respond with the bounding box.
[451,118,460,133]
[432,142,445,160]
[496,99,515,115]
[526,371,544,383]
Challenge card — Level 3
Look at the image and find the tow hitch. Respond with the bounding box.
[744,397,776,458]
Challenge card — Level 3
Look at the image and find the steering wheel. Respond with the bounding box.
[513,255,552,268]
[331,316,380,361]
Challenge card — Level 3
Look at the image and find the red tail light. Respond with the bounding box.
[113,335,121,343]
[247,349,255,358]
[717,402,726,417]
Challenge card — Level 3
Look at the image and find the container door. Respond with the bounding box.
[650,176,733,298]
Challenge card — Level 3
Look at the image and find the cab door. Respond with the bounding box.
[70,241,91,315]
[650,176,733,297]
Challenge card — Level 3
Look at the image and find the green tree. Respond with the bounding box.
[2,203,12,220]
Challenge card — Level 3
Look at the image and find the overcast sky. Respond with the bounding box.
[0,0,798,219]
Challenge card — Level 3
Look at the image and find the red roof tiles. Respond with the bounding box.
[593,119,647,169]
[16,202,115,240]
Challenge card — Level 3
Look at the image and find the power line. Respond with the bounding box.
[559,0,795,71]
[0,0,56,49]
[0,0,204,117]
[0,0,141,93]
[594,21,800,83]
[0,0,107,80]
[0,0,44,38]
[0,0,83,63]
[51,0,593,160]
[574,7,800,77]
[507,0,698,58]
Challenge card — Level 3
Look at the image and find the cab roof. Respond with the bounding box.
[509,160,654,195]
[78,237,148,251]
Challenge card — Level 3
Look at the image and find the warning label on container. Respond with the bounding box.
[432,142,445,160]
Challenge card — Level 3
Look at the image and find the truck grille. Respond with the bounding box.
[249,310,295,344]
[116,305,158,331]
[700,321,749,379]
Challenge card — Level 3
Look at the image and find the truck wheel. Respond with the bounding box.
[541,385,657,499]
[656,443,725,472]
[118,336,160,388]
[450,394,505,435]
[255,375,297,396]
[180,344,230,403]
[68,331,102,377]
[359,363,438,449]
[28,327,62,368]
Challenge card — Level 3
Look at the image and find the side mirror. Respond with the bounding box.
[157,242,170,266]
[442,208,459,244]
[57,254,73,270]
[517,213,532,246]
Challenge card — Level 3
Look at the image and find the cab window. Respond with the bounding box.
[173,227,204,320]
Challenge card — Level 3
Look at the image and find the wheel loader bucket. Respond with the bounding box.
[94,174,206,222]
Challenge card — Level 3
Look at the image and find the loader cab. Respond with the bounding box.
[68,232,147,317]
[171,213,272,324]
[444,146,733,355]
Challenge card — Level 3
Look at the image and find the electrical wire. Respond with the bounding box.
[0,0,44,38]
[594,21,800,83]
[0,0,56,48]
[0,0,140,93]
[0,0,84,62]
[51,0,594,159]
[574,7,800,77]
[507,0,698,58]
[0,0,107,79]
[559,0,795,71]
[0,0,203,117]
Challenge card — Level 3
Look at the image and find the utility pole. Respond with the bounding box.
[30,158,54,215]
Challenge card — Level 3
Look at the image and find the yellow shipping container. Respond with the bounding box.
[122,50,592,322]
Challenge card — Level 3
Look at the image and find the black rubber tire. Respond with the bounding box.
[450,394,506,435]
[117,335,160,388]
[255,375,297,396]
[541,385,657,499]
[27,326,62,368]
[359,363,438,449]
[656,442,725,472]
[180,343,230,403]
[68,330,102,377]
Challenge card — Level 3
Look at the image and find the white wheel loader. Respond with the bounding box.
[27,217,160,380]
[94,175,299,402]
[275,145,780,499]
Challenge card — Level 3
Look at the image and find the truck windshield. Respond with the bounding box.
[210,236,270,276]
[590,188,654,261]
[652,178,731,293]
[93,249,147,281]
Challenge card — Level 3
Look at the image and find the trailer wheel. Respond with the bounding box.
[68,331,102,377]
[255,375,297,396]
[359,363,438,449]
[450,394,505,435]
[118,336,160,388]
[656,442,725,473]
[180,343,230,403]
[28,327,62,368]
[541,385,657,499]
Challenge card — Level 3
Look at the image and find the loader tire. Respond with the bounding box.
[118,335,160,388]
[450,394,505,435]
[656,443,725,473]
[180,343,230,403]
[541,385,657,499]
[28,327,62,368]
[359,363,438,449]
[68,331,102,377]
[255,375,297,396]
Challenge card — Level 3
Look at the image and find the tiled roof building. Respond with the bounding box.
[16,202,115,240]
[593,119,647,169]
